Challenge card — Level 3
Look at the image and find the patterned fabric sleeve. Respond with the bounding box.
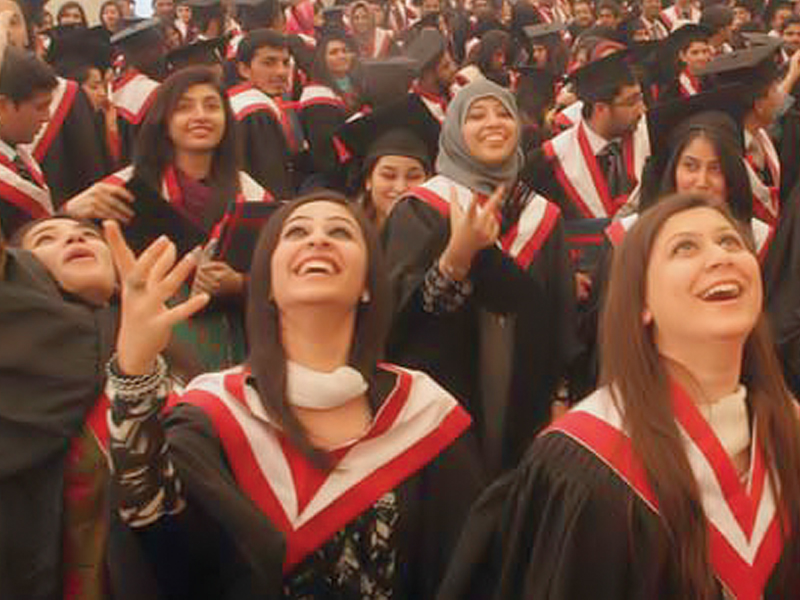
[421,262,474,315]
[105,355,186,528]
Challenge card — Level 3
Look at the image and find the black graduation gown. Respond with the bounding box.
[382,176,580,471]
[236,112,294,199]
[25,81,110,206]
[114,367,484,600]
[437,388,800,600]
[298,83,350,189]
[0,249,117,600]
[776,104,800,204]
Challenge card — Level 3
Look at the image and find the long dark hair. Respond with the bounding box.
[133,66,241,231]
[311,34,359,99]
[56,1,88,26]
[600,194,800,598]
[652,115,754,224]
[246,191,392,466]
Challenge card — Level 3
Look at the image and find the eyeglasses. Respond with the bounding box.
[611,93,645,108]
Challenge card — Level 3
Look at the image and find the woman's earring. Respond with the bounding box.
[361,289,371,303]
[642,308,653,325]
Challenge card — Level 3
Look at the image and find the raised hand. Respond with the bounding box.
[439,184,504,280]
[104,221,209,376]
[65,183,136,223]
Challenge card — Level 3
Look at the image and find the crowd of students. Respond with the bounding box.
[1,0,800,596]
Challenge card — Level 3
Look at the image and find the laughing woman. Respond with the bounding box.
[382,79,579,471]
[102,192,483,599]
[438,194,800,600]
[104,66,272,371]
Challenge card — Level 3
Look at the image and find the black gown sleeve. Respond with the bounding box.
[237,112,294,199]
[41,88,110,206]
[299,103,347,188]
[436,432,679,600]
[398,432,486,600]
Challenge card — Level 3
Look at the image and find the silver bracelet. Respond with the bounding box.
[106,353,169,397]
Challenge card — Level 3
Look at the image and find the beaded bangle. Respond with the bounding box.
[106,353,168,396]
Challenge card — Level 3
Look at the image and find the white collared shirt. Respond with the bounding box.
[582,121,617,157]
[0,138,17,162]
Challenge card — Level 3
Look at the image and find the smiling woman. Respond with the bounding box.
[102,66,273,371]
[382,79,580,471]
[438,194,800,600]
[100,192,484,599]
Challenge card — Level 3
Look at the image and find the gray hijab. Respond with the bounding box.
[436,78,525,196]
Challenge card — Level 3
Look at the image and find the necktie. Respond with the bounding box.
[12,154,38,186]
[598,141,630,200]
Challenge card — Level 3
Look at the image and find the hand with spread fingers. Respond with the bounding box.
[104,221,209,376]
[438,184,504,281]
[65,183,136,223]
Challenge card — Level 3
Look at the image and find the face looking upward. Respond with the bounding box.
[270,201,368,312]
[22,218,117,306]
[461,96,519,166]
[674,135,728,205]
[167,83,226,154]
[645,207,761,353]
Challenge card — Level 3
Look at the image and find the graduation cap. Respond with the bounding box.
[337,94,440,174]
[110,17,164,48]
[45,25,113,73]
[700,4,734,33]
[166,37,225,71]
[696,40,782,88]
[568,49,636,103]
[123,177,207,255]
[523,22,566,42]
[647,85,746,156]
[358,57,419,108]
[405,28,446,73]
[667,23,712,53]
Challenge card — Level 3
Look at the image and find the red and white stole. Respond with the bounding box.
[745,129,781,225]
[549,384,786,600]
[678,70,701,98]
[408,175,562,271]
[104,165,272,208]
[111,70,160,125]
[178,363,471,572]
[0,148,53,219]
[298,83,347,111]
[542,120,649,218]
[552,100,584,132]
[228,83,304,154]
[361,28,394,58]
[411,82,448,125]
[605,214,774,263]
[22,77,78,163]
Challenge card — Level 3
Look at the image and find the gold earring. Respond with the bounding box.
[361,289,371,303]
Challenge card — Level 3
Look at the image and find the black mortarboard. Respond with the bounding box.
[123,177,207,255]
[667,23,711,53]
[404,28,446,72]
[45,25,113,72]
[700,4,734,32]
[740,31,782,48]
[337,94,440,173]
[523,22,566,41]
[110,17,163,47]
[696,40,782,87]
[358,57,419,108]
[647,85,746,156]
[166,37,225,70]
[569,50,636,103]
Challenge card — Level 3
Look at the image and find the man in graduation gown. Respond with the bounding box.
[230,29,304,199]
[698,40,789,225]
[405,28,458,125]
[110,18,166,165]
[522,50,648,275]
[0,46,58,237]
[1,0,110,206]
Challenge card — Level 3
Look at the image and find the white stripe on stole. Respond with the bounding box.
[183,364,462,529]
[549,124,610,217]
